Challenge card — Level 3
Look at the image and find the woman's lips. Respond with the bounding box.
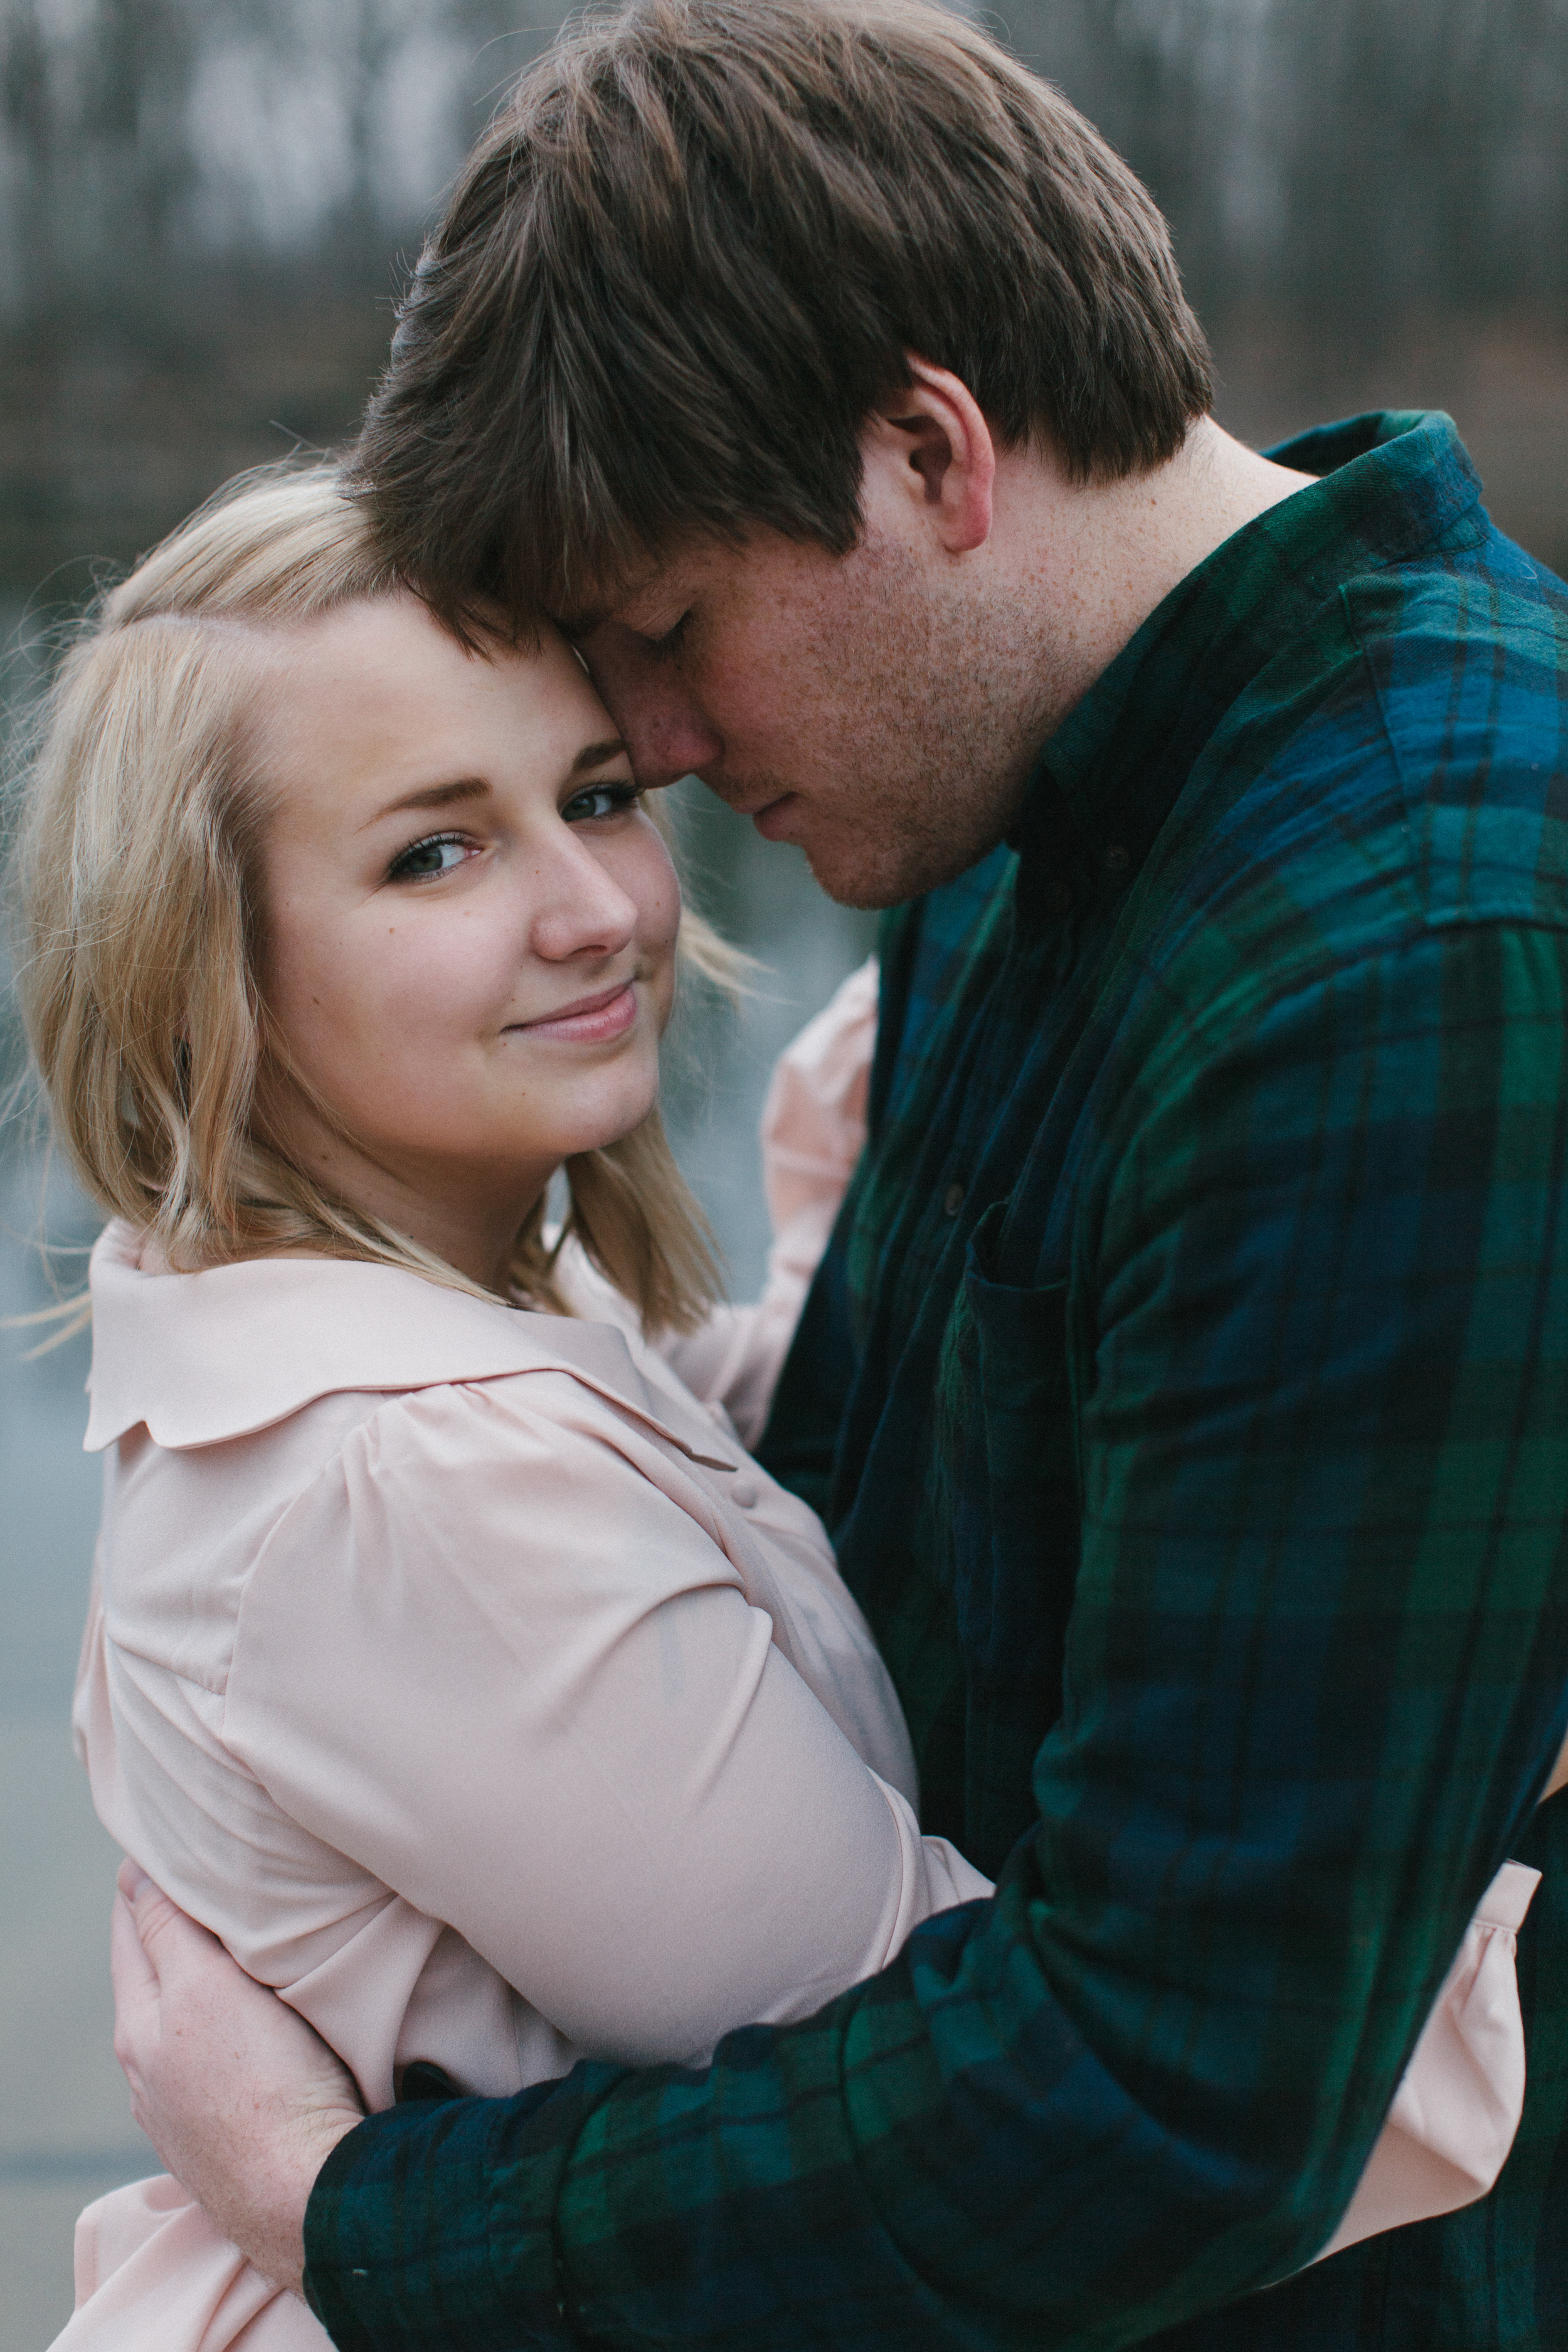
[508,980,638,1045]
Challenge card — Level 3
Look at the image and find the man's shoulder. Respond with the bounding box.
[1344,508,1567,758]
[1340,519,1568,924]
[1149,518,1568,1029]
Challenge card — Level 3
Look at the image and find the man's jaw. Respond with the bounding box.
[692,766,993,907]
[704,780,924,906]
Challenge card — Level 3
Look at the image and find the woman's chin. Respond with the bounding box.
[536,1081,663,1163]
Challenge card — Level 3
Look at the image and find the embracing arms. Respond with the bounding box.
[223,1377,985,2063]
[111,918,1568,2346]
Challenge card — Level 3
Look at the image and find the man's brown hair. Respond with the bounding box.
[351,0,1214,630]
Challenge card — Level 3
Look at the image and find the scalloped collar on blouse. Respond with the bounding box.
[83,1220,737,1468]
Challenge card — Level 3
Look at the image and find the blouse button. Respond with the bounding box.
[943,1182,964,1217]
[730,1476,760,1508]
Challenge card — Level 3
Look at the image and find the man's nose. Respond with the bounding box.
[576,624,723,788]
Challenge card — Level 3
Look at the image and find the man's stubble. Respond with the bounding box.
[706,527,1053,913]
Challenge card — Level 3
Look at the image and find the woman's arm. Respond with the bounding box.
[223,1364,986,2066]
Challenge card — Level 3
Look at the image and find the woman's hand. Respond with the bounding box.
[110,1860,364,2297]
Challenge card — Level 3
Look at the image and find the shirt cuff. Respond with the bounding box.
[304,2071,617,2350]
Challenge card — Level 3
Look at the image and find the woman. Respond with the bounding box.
[13,467,1540,2349]
[17,464,983,2351]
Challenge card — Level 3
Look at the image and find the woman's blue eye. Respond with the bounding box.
[564,782,642,824]
[389,833,470,882]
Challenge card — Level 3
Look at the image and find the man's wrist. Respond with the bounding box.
[268,2108,362,2297]
[201,2099,359,2301]
[302,2075,605,2351]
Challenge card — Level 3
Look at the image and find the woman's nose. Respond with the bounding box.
[576,624,723,787]
[529,833,641,964]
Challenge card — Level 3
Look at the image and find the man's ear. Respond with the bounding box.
[860,357,997,555]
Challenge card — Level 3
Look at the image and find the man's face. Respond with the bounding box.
[569,511,1041,910]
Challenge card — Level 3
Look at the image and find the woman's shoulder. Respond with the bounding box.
[87,1224,749,1692]
[83,1219,724,1460]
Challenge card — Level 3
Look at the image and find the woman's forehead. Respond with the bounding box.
[251,601,616,815]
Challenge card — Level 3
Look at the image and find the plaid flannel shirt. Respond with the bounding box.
[304,411,1568,2351]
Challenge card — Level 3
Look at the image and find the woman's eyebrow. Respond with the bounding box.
[364,743,625,830]
[363,776,490,829]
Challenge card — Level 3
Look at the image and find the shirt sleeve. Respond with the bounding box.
[302,920,1568,2351]
[223,1367,984,2070]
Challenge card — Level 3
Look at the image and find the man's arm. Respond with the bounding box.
[119,921,1568,2348]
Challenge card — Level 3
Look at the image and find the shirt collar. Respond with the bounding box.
[83,1219,736,1466]
[1010,410,1485,886]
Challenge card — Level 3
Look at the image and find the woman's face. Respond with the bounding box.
[250,593,680,1283]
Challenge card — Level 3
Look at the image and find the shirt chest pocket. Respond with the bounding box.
[927,1201,1083,1872]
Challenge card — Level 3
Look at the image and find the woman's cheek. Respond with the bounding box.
[649,903,682,1030]
[260,911,374,1081]
[628,822,683,950]
[375,914,494,1035]
[622,842,682,1017]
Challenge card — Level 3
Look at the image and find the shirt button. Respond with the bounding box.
[730,1476,759,1508]
[943,1182,964,1217]
[1104,842,1130,875]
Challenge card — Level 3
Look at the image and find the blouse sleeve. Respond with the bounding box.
[221,1366,986,2068]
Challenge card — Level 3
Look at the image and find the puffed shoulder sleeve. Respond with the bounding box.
[222,1366,983,2067]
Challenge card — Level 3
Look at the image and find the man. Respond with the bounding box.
[111,0,1568,2344]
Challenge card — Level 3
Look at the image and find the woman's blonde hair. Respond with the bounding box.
[12,462,734,1331]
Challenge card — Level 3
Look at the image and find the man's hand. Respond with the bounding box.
[110,1860,364,2296]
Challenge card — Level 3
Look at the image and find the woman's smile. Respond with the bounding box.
[506,978,640,1045]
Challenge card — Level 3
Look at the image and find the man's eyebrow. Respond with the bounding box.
[363,776,490,829]
[554,558,670,640]
[570,738,629,775]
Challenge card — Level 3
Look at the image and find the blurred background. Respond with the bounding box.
[0,0,1564,2338]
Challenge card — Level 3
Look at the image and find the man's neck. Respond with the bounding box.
[993,417,1318,744]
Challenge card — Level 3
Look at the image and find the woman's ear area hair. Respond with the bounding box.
[861,357,998,556]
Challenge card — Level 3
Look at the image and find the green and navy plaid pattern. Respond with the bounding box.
[304,413,1568,2351]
